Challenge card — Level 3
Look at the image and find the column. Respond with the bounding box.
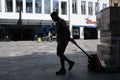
[0,0,1,12]
[23,0,26,13]
[2,0,5,12]
[80,27,84,39]
[68,0,72,38]
[13,0,16,13]
[33,0,35,14]
[42,0,44,14]
[98,30,100,39]
[59,0,61,14]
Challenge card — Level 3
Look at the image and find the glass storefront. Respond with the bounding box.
[0,25,56,41]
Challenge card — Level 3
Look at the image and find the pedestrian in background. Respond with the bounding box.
[50,12,75,75]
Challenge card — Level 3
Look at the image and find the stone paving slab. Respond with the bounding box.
[0,40,120,80]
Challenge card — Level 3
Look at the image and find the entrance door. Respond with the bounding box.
[84,27,98,39]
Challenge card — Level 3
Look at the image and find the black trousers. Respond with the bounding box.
[56,40,71,69]
[57,40,69,56]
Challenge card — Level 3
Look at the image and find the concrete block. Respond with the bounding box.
[100,30,111,38]
[97,43,111,60]
[100,37,111,44]
[109,55,120,67]
[97,7,120,30]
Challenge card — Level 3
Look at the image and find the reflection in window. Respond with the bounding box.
[26,0,32,13]
[61,1,67,15]
[16,0,23,12]
[53,0,59,13]
[81,1,86,15]
[5,0,13,12]
[95,3,99,15]
[103,3,107,9]
[44,0,50,14]
[88,2,93,15]
[72,0,77,14]
[35,0,42,13]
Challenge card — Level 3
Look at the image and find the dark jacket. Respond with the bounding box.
[56,18,70,42]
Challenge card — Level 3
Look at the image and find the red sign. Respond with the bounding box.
[85,18,96,24]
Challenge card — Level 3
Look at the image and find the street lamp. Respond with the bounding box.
[17,0,22,25]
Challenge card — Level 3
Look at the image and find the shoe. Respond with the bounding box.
[56,68,66,75]
[69,61,75,71]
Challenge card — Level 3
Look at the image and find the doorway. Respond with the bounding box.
[84,27,98,39]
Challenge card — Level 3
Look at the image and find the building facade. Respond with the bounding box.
[109,0,120,6]
[0,0,109,41]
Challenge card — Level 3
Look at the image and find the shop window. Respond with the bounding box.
[5,0,13,12]
[61,1,67,15]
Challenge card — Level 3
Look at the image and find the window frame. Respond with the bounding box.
[72,0,77,14]
[44,0,50,14]
[35,0,42,13]
[81,1,86,15]
[26,0,33,13]
[53,0,59,13]
[102,3,107,9]
[61,1,67,15]
[5,0,13,12]
[16,0,23,12]
[88,2,93,15]
[95,2,99,15]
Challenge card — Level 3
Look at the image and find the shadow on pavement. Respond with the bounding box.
[0,51,120,80]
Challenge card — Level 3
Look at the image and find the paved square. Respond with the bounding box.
[0,40,120,80]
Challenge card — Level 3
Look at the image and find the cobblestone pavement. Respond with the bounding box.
[0,40,120,80]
